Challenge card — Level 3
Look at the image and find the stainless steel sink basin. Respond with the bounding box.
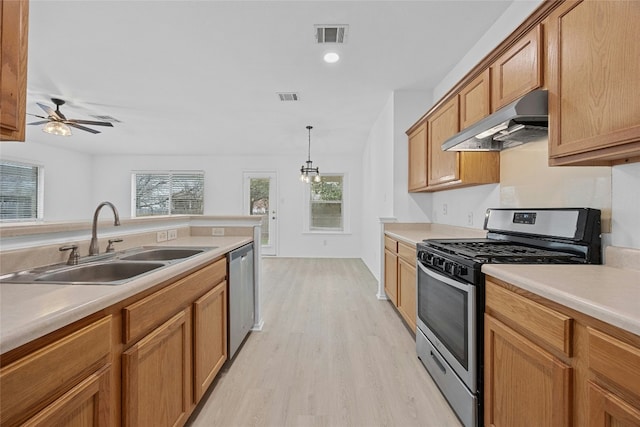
[120,247,213,261]
[0,245,218,286]
[34,261,165,283]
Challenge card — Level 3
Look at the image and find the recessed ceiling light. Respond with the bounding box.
[323,52,340,63]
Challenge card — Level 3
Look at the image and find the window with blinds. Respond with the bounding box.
[0,160,42,221]
[133,171,204,217]
[309,175,344,231]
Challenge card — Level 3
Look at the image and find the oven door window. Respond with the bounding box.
[418,265,469,369]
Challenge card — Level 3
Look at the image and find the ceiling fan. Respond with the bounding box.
[28,98,114,135]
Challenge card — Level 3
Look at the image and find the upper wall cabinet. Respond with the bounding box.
[408,120,428,191]
[427,98,460,187]
[490,25,542,112]
[459,69,491,130]
[547,0,640,166]
[0,0,29,142]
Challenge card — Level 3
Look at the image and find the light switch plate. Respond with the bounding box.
[167,229,178,240]
[212,228,225,236]
[157,231,168,242]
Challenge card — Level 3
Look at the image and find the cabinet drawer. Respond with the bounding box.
[384,236,398,252]
[124,257,226,345]
[588,327,640,398]
[486,280,572,356]
[0,316,112,426]
[397,242,416,266]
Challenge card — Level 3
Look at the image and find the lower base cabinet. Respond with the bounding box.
[23,365,111,427]
[193,280,228,401]
[122,310,191,427]
[397,258,417,332]
[383,235,417,332]
[484,314,571,427]
[486,277,640,427]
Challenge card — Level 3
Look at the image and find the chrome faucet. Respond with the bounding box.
[89,201,121,256]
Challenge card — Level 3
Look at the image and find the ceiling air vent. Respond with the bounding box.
[90,114,122,123]
[277,92,299,102]
[315,25,348,44]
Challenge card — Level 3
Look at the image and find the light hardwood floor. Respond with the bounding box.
[187,258,461,427]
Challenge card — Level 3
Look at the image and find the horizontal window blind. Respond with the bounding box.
[309,175,343,231]
[134,172,204,217]
[0,160,40,221]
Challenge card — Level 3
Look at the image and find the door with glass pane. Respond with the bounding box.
[243,172,277,256]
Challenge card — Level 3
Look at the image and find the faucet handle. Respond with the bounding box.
[60,244,80,265]
[106,238,123,253]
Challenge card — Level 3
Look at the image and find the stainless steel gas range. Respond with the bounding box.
[415,208,602,427]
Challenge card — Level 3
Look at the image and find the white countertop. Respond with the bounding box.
[483,263,640,336]
[384,223,487,246]
[0,236,252,354]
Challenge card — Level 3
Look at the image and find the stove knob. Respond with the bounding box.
[444,262,453,274]
[436,257,445,267]
[459,266,468,276]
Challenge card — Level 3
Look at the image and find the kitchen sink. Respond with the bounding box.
[34,261,165,283]
[120,247,215,261]
[0,245,218,286]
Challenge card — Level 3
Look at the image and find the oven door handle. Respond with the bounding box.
[417,261,474,292]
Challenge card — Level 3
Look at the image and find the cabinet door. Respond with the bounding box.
[397,257,416,332]
[22,365,111,427]
[0,0,29,141]
[547,0,640,164]
[193,280,227,402]
[491,25,542,111]
[427,98,459,186]
[384,248,398,306]
[408,120,428,191]
[459,69,491,130]
[122,310,191,427]
[588,382,640,427]
[484,314,571,427]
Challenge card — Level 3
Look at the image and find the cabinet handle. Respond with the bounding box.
[430,350,446,374]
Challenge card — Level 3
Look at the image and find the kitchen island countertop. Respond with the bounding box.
[0,236,252,354]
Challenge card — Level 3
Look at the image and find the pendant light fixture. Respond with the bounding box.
[300,125,321,183]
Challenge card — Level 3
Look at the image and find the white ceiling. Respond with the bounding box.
[24,0,515,157]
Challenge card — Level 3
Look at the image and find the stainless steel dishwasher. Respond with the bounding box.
[227,243,254,359]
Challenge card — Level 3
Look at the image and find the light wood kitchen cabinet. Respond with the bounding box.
[427,97,460,186]
[407,120,428,192]
[384,235,416,332]
[0,0,29,142]
[406,89,499,193]
[547,0,640,165]
[486,277,640,427]
[397,255,416,333]
[459,69,491,130]
[22,365,111,427]
[490,25,542,112]
[0,316,112,426]
[122,309,192,427]
[384,247,398,306]
[193,280,227,402]
[484,314,572,427]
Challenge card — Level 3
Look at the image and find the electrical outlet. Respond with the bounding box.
[212,228,225,236]
[167,229,178,240]
[467,212,474,226]
[443,203,448,215]
[156,231,168,242]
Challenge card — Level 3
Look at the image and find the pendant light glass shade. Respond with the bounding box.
[300,125,320,183]
[42,121,72,136]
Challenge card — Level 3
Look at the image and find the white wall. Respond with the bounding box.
[91,153,363,258]
[0,141,94,221]
[611,162,640,248]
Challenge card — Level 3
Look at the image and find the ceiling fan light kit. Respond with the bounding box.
[42,121,72,136]
[28,98,115,135]
[300,125,321,183]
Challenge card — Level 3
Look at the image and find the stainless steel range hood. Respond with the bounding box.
[442,89,548,151]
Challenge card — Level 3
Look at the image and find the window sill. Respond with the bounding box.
[302,231,352,236]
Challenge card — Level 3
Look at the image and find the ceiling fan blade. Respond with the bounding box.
[28,120,50,126]
[66,119,114,127]
[67,122,101,134]
[37,102,58,118]
[27,113,48,119]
